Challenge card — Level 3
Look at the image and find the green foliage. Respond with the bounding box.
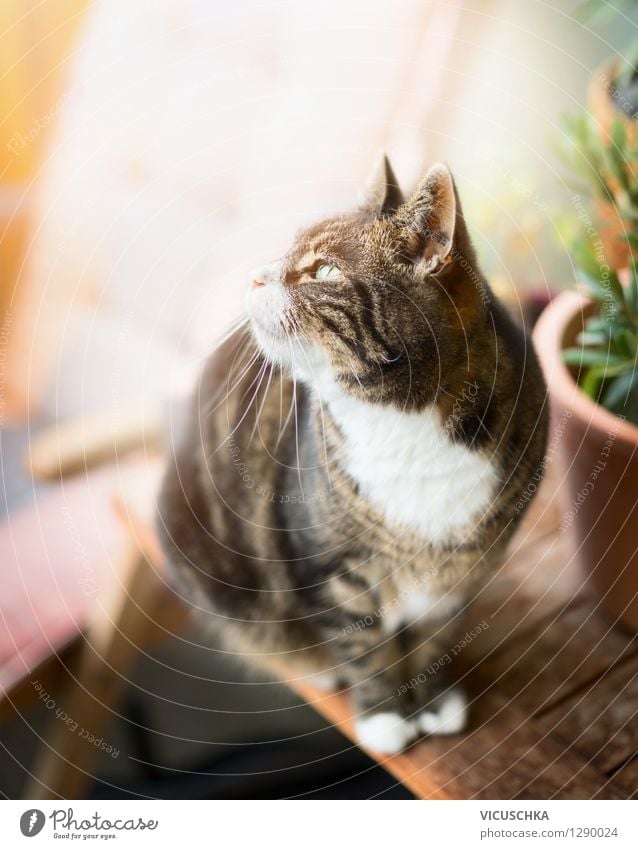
[556,112,638,220]
[563,244,638,424]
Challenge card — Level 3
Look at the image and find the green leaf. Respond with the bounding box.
[614,327,638,357]
[562,348,625,367]
[605,269,627,307]
[576,330,609,347]
[577,276,608,302]
[581,364,607,401]
[611,116,628,152]
[577,270,624,305]
[573,236,628,314]
[606,119,631,192]
[602,369,638,420]
[572,241,612,301]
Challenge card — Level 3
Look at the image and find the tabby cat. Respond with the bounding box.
[158,156,548,754]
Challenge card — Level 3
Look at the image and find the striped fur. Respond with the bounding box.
[158,158,548,753]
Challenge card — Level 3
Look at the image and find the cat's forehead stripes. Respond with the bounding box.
[286,218,369,273]
[290,249,317,271]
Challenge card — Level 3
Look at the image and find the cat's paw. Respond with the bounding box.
[417,688,468,736]
[354,711,417,754]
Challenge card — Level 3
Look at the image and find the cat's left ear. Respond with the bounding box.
[358,153,404,214]
[399,163,468,274]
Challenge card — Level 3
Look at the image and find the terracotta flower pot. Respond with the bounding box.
[534,290,638,631]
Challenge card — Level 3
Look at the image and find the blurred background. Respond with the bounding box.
[0,0,632,800]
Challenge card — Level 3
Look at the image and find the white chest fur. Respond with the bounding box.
[323,387,499,546]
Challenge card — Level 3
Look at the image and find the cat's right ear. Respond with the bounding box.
[358,153,404,215]
[398,163,458,274]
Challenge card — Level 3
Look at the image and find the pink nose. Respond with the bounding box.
[251,277,266,289]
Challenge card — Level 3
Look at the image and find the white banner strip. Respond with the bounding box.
[0,800,637,847]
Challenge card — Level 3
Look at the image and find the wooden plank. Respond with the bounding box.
[511,472,562,545]
[472,602,638,716]
[610,756,638,798]
[0,639,81,721]
[291,683,626,799]
[537,654,638,775]
[465,527,581,662]
[28,409,163,480]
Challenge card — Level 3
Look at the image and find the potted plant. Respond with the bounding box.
[537,3,638,630]
[534,240,638,630]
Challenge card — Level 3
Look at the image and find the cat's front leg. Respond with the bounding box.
[328,621,419,754]
[398,620,469,737]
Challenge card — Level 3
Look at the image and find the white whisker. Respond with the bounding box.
[214,358,269,454]
[249,361,276,446]
[204,346,260,419]
[286,334,305,499]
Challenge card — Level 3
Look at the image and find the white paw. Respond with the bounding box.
[417,688,468,736]
[354,711,417,754]
[303,672,339,692]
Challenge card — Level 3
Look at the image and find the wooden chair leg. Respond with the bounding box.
[24,539,174,799]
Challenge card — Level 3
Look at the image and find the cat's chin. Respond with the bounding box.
[250,320,334,387]
[249,320,293,368]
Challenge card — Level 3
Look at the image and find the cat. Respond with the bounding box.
[158,155,548,754]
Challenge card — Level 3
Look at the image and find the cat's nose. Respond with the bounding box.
[249,260,282,290]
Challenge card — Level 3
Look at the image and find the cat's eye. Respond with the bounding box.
[314,263,340,280]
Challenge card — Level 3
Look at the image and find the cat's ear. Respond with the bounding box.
[358,153,404,214]
[399,163,467,274]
